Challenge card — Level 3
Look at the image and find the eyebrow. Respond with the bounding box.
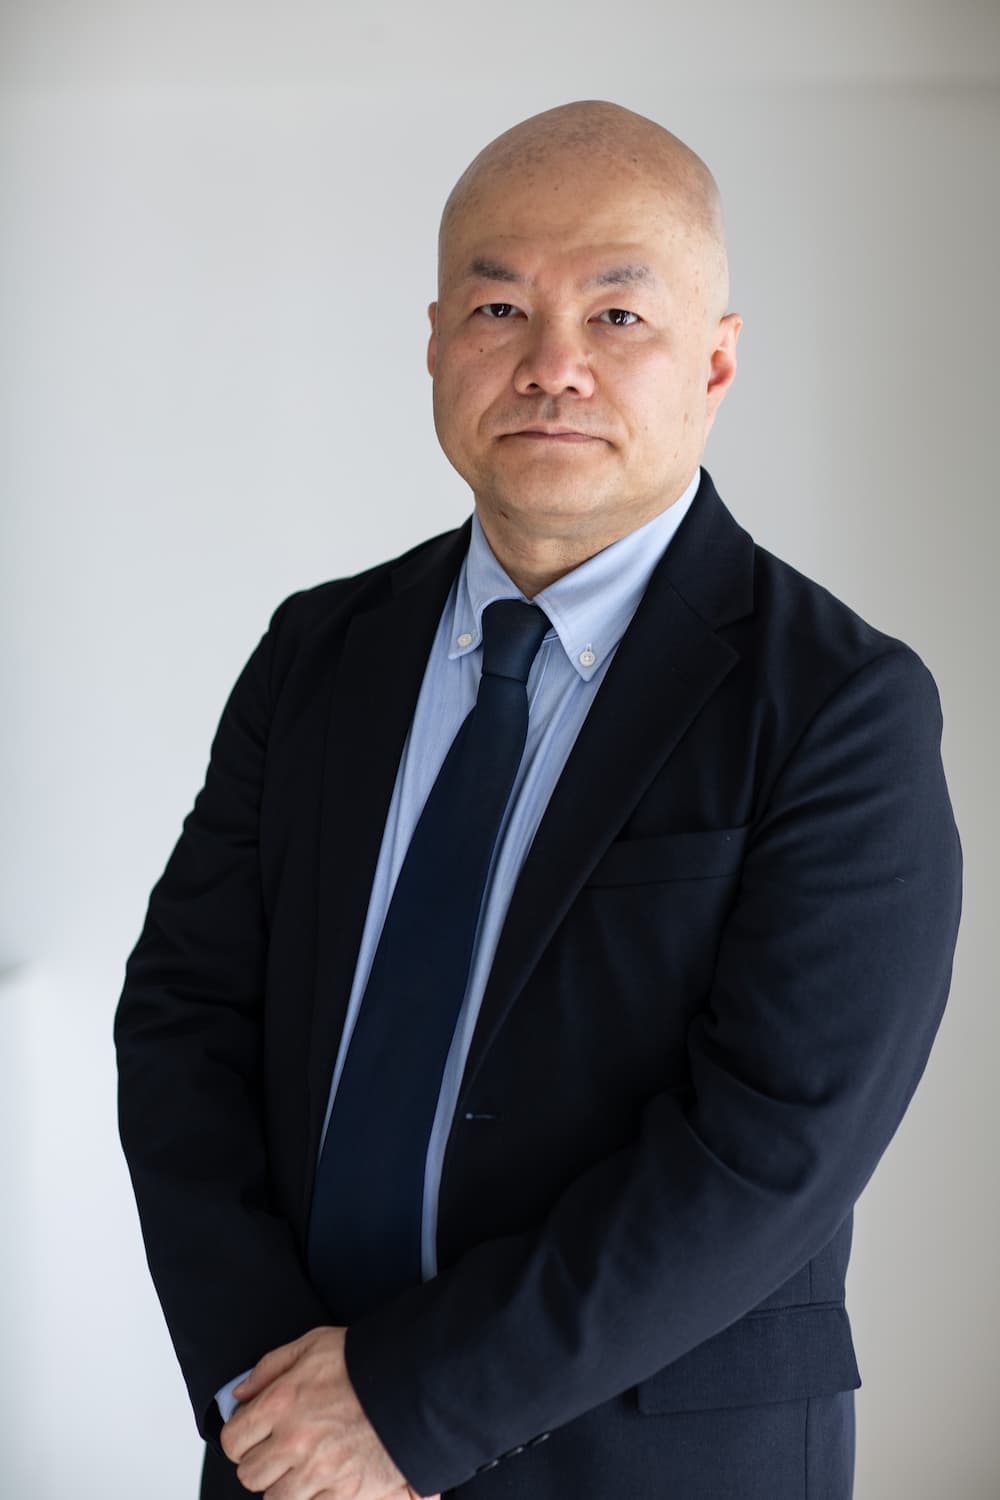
[464,257,658,291]
[467,257,526,284]
[586,263,657,290]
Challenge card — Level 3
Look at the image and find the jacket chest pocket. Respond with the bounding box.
[584,825,750,888]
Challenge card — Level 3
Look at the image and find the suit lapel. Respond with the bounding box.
[456,473,755,1105]
[305,523,471,1169]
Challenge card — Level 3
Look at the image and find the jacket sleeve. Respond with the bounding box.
[113,596,330,1442]
[343,646,963,1497]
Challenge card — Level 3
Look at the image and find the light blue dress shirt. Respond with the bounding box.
[216,468,701,1420]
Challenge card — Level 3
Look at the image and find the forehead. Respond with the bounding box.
[442,236,701,311]
[453,241,665,294]
[440,169,699,289]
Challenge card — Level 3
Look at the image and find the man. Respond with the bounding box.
[115,100,962,1500]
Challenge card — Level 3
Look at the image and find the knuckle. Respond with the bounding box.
[272,1383,295,1419]
[287,1428,310,1464]
[331,1479,363,1500]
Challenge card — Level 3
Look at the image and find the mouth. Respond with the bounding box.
[503,428,602,444]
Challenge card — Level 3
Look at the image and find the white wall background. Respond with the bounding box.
[2,3,998,1495]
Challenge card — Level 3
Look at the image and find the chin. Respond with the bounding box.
[480,456,620,514]
[481,482,620,526]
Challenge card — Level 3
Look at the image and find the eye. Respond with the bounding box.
[476,302,521,319]
[596,308,641,327]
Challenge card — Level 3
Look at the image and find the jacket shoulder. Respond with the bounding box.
[220,522,469,709]
[745,541,942,722]
[670,471,927,687]
[269,522,469,639]
[752,543,908,664]
[735,544,946,808]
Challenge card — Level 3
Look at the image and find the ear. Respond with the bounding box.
[426,301,438,377]
[705,312,742,423]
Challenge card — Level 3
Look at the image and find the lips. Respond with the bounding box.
[505,428,599,442]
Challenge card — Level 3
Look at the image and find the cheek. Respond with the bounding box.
[613,366,682,435]
[433,355,496,455]
[611,359,700,466]
[638,359,701,426]
[438,342,506,412]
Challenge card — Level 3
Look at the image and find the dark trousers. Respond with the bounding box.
[201,1391,854,1499]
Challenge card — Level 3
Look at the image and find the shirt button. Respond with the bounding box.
[457,632,474,648]
[579,649,596,667]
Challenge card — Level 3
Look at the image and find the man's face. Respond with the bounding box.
[427,165,741,544]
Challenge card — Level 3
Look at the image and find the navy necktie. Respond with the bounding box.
[307,598,550,1321]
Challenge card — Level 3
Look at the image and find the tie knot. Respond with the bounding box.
[480,600,549,684]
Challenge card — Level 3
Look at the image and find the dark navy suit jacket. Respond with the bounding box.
[115,472,962,1498]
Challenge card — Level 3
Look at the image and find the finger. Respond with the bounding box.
[221,1401,274,1464]
[234,1337,303,1401]
[233,1437,294,1496]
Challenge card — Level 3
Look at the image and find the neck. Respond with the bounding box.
[474,486,694,598]
[475,523,602,598]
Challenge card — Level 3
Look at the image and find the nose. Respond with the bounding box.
[513,317,595,399]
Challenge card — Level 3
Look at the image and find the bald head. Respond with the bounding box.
[438,100,729,318]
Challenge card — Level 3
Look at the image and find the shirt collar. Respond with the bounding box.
[448,468,703,681]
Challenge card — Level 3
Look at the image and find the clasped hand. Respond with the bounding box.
[220,1326,440,1500]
